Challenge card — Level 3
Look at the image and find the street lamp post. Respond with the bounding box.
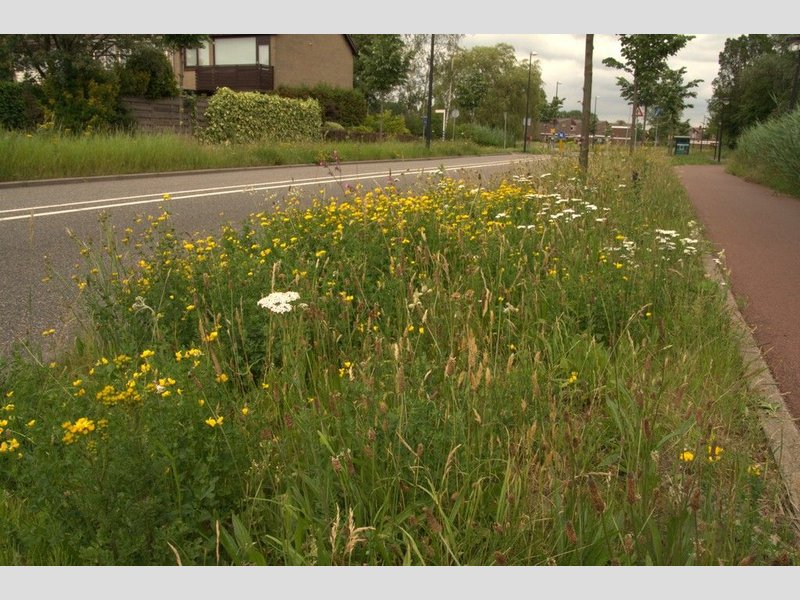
[523,51,538,153]
[788,35,800,111]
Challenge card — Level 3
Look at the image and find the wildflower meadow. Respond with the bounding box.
[0,149,796,565]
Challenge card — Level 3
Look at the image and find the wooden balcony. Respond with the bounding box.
[193,65,274,93]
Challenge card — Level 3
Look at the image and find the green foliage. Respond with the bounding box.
[364,110,410,135]
[452,44,541,139]
[0,131,496,182]
[603,35,695,135]
[1,150,797,565]
[198,87,322,144]
[0,80,43,130]
[41,68,131,133]
[455,122,509,147]
[275,84,367,127]
[710,35,798,143]
[728,108,800,197]
[117,45,179,100]
[352,34,412,108]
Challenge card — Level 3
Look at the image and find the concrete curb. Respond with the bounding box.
[704,254,800,516]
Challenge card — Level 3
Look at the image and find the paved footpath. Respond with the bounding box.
[677,165,800,422]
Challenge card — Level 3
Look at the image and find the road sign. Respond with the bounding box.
[634,105,644,118]
[557,131,566,140]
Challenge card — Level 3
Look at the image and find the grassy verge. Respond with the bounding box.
[0,149,797,565]
[0,131,522,183]
[727,109,800,198]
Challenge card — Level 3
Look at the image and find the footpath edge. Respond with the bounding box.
[704,254,800,517]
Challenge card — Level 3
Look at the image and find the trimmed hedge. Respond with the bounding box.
[198,87,322,144]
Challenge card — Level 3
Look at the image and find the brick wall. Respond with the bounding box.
[272,35,354,89]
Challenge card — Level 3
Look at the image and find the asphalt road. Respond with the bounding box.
[677,165,800,421]
[0,154,545,355]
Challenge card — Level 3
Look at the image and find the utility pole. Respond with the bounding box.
[425,34,435,149]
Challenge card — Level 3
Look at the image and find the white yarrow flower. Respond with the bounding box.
[258,291,301,314]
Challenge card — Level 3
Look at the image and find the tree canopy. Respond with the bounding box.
[603,34,694,149]
[710,34,798,144]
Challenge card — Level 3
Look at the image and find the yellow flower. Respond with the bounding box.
[198,399,205,407]
[42,329,56,336]
[241,407,250,416]
[679,450,695,462]
[140,349,155,359]
[707,445,724,462]
[205,416,224,428]
[215,373,229,383]
[748,464,762,477]
[205,331,219,342]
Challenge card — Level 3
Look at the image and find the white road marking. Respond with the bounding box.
[0,158,530,223]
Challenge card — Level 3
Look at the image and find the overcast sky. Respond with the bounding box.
[461,34,731,127]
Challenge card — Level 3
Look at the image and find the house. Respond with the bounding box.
[170,34,357,94]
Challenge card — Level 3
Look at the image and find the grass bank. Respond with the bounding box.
[0,131,522,183]
[727,109,800,198]
[0,149,796,565]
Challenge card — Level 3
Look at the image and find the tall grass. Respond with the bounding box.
[0,131,502,183]
[0,149,797,565]
[728,109,800,197]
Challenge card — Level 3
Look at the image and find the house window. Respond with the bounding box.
[185,42,210,67]
[258,44,270,66]
[214,37,256,65]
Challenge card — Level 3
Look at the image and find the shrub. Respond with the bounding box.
[0,81,43,130]
[364,110,410,135]
[117,46,180,100]
[275,84,366,127]
[41,68,131,133]
[456,123,509,147]
[198,87,322,144]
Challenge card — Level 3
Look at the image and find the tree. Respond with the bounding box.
[710,35,797,144]
[352,35,411,111]
[580,35,593,173]
[451,43,543,140]
[398,34,463,115]
[649,67,701,145]
[351,34,413,135]
[602,34,694,152]
[0,35,206,131]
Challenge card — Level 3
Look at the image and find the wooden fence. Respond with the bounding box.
[121,97,209,135]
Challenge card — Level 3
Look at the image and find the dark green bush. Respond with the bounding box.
[117,46,179,100]
[275,84,366,127]
[0,81,44,130]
